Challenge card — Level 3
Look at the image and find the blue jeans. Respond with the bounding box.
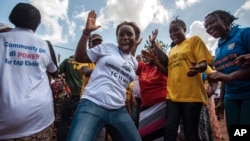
[57,96,80,141]
[134,98,141,128]
[164,100,202,141]
[67,99,141,141]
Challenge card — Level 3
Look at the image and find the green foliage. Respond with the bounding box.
[144,39,171,54]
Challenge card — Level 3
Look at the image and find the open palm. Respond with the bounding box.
[85,10,101,32]
[149,29,158,43]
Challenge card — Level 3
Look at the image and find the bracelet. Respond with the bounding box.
[83,29,90,36]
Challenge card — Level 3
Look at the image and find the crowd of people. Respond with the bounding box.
[1,2,250,141]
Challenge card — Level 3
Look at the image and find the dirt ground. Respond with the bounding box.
[218,118,229,141]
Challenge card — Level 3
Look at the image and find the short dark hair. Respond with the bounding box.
[170,16,186,32]
[205,10,238,28]
[9,3,41,31]
[116,21,141,40]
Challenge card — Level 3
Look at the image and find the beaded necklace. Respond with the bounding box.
[118,49,136,71]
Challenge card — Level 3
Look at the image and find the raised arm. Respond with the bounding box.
[75,10,101,63]
[149,29,168,75]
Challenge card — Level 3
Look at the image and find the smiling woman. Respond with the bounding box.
[204,10,250,141]
[164,17,213,141]
[67,10,142,141]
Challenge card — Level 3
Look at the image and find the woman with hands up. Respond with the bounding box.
[137,29,168,140]
[67,10,142,141]
[142,29,169,75]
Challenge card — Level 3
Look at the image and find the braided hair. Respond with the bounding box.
[205,10,238,28]
[170,16,187,32]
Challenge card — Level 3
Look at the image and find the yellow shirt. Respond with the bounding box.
[126,82,133,102]
[80,63,96,96]
[167,36,213,105]
[205,65,215,75]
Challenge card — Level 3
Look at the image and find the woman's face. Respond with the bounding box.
[169,23,186,45]
[117,25,136,53]
[204,15,227,39]
[136,55,142,62]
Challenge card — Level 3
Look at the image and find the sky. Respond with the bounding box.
[1,0,250,63]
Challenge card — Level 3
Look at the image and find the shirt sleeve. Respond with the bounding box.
[241,27,250,53]
[205,65,215,75]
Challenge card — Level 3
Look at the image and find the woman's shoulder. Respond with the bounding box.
[188,35,202,41]
[187,35,206,45]
[240,26,250,36]
[98,43,117,50]
[102,43,117,47]
[94,43,119,54]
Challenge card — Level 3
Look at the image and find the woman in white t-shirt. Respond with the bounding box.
[0,3,57,140]
[67,10,142,141]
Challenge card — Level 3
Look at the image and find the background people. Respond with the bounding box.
[57,55,83,141]
[137,45,167,141]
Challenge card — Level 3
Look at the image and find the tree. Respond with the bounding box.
[143,39,171,54]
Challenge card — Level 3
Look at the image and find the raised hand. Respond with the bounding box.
[85,10,101,32]
[141,49,154,61]
[149,29,158,43]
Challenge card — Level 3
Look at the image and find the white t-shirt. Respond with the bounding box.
[0,28,57,139]
[82,43,138,109]
[132,75,141,98]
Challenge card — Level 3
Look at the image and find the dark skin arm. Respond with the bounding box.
[75,10,101,63]
[206,53,250,81]
[149,29,168,76]
[207,68,250,82]
[235,54,250,67]
[207,81,218,98]
[153,56,168,75]
[187,61,207,77]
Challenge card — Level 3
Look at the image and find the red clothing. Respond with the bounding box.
[136,62,167,107]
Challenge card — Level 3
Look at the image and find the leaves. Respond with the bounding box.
[144,39,171,54]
